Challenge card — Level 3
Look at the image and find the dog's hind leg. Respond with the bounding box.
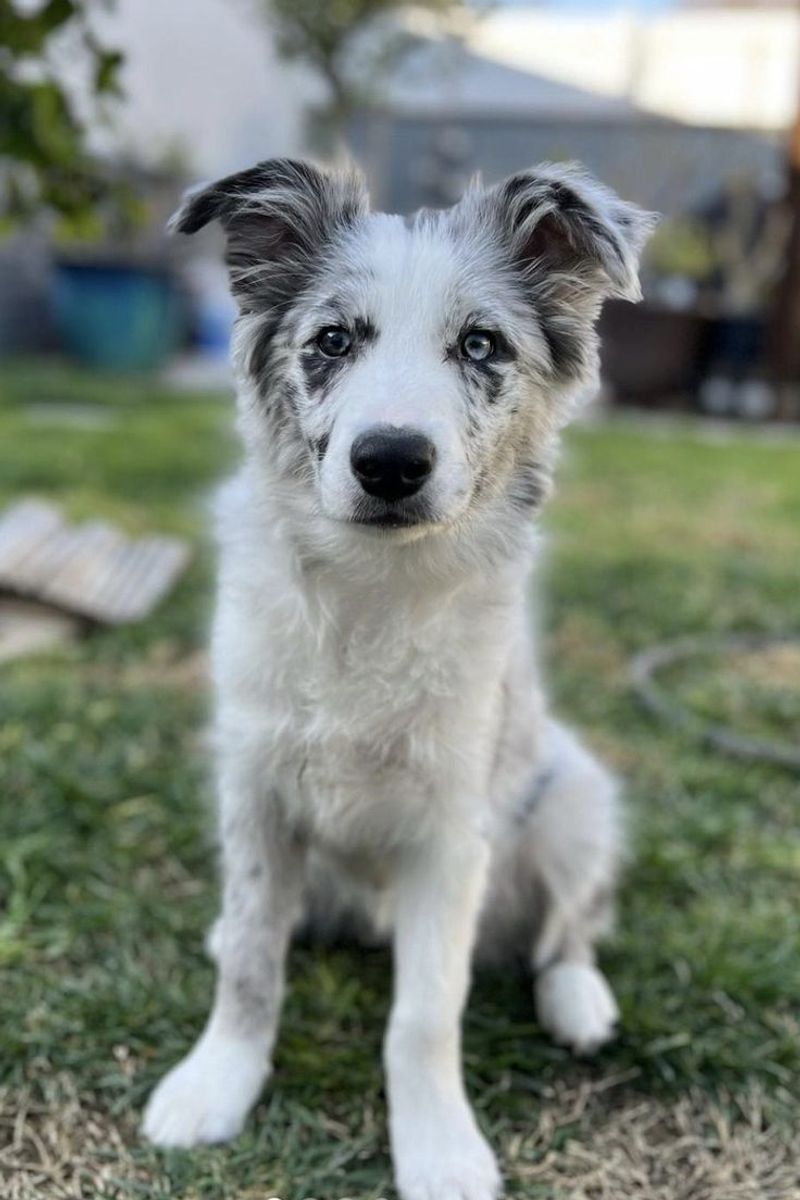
[142,750,306,1147]
[514,720,622,1055]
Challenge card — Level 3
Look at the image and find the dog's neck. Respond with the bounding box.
[241,454,540,617]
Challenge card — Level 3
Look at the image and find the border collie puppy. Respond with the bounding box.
[143,158,655,1200]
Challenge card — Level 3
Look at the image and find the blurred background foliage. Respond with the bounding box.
[264,0,465,148]
[0,0,139,234]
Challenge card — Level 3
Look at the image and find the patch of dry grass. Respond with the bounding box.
[0,1074,153,1200]
[514,1081,798,1200]
[3,1075,796,1200]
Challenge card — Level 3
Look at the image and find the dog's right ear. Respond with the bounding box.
[169,158,368,310]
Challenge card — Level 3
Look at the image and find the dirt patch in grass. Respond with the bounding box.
[2,1075,796,1200]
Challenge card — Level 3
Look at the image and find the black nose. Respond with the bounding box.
[350,428,436,502]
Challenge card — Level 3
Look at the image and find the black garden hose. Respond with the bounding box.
[629,633,800,773]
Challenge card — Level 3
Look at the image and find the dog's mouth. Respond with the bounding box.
[347,497,435,533]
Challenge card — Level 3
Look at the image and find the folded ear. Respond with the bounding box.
[169,158,368,311]
[493,163,658,302]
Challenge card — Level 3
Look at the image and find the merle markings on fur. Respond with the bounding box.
[144,157,656,1200]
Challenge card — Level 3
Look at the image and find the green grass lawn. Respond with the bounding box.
[1,363,798,1199]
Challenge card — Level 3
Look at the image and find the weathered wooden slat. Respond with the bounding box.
[124,542,189,622]
[19,524,116,595]
[0,501,190,625]
[0,527,75,589]
[77,538,145,613]
[0,501,63,575]
[95,540,188,624]
[72,539,153,623]
[46,524,127,608]
[0,499,59,547]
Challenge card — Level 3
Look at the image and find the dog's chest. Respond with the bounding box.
[262,590,509,847]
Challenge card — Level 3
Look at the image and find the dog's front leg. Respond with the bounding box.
[143,754,305,1148]
[386,827,501,1200]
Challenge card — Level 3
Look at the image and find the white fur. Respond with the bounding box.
[143,159,654,1199]
[535,963,620,1055]
[142,1028,269,1147]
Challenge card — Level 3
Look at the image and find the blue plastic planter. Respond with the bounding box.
[52,260,183,371]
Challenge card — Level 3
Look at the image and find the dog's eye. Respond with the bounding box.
[316,326,352,358]
[461,330,494,363]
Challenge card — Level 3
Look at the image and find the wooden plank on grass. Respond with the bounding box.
[0,500,190,625]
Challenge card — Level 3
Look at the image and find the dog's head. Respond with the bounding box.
[173,159,655,540]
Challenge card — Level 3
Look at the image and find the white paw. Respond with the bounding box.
[142,1031,269,1148]
[393,1107,501,1200]
[535,962,619,1055]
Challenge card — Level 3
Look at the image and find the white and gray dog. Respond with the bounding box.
[143,157,655,1199]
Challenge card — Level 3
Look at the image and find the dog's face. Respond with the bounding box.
[174,160,654,537]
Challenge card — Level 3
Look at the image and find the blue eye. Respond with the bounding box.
[316,326,352,358]
[461,330,494,362]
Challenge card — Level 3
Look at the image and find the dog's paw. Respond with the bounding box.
[142,1032,269,1148]
[393,1108,501,1200]
[535,962,619,1055]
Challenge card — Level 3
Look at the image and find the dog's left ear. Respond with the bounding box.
[492,163,658,302]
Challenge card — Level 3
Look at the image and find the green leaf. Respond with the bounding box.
[94,48,123,95]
